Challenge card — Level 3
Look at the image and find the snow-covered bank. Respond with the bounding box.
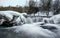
[49,14,60,24]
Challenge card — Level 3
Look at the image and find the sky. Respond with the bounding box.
[0,0,40,7]
[0,0,29,7]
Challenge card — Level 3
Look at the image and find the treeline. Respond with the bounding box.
[0,6,23,13]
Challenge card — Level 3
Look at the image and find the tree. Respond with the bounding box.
[51,0,60,15]
[27,0,39,14]
[40,0,52,17]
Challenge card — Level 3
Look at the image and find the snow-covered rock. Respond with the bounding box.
[0,10,23,21]
[50,14,60,24]
[43,18,50,23]
[22,13,27,15]
[0,10,27,25]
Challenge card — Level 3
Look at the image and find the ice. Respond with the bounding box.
[22,13,27,15]
[15,16,27,25]
[25,17,33,24]
[22,13,34,24]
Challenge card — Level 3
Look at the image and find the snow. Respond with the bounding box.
[43,24,60,38]
[0,23,60,38]
[30,11,53,16]
[50,14,60,24]
[0,10,22,21]
[0,10,28,25]
[0,19,5,25]
[25,17,33,24]
[43,18,50,23]
[0,11,13,21]
[0,10,39,25]
[11,24,56,38]
[32,22,45,26]
[27,11,53,23]
[0,10,60,38]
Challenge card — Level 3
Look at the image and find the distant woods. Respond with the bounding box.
[0,6,23,13]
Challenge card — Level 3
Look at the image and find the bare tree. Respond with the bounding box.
[40,0,52,17]
[27,0,39,14]
[51,0,60,15]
